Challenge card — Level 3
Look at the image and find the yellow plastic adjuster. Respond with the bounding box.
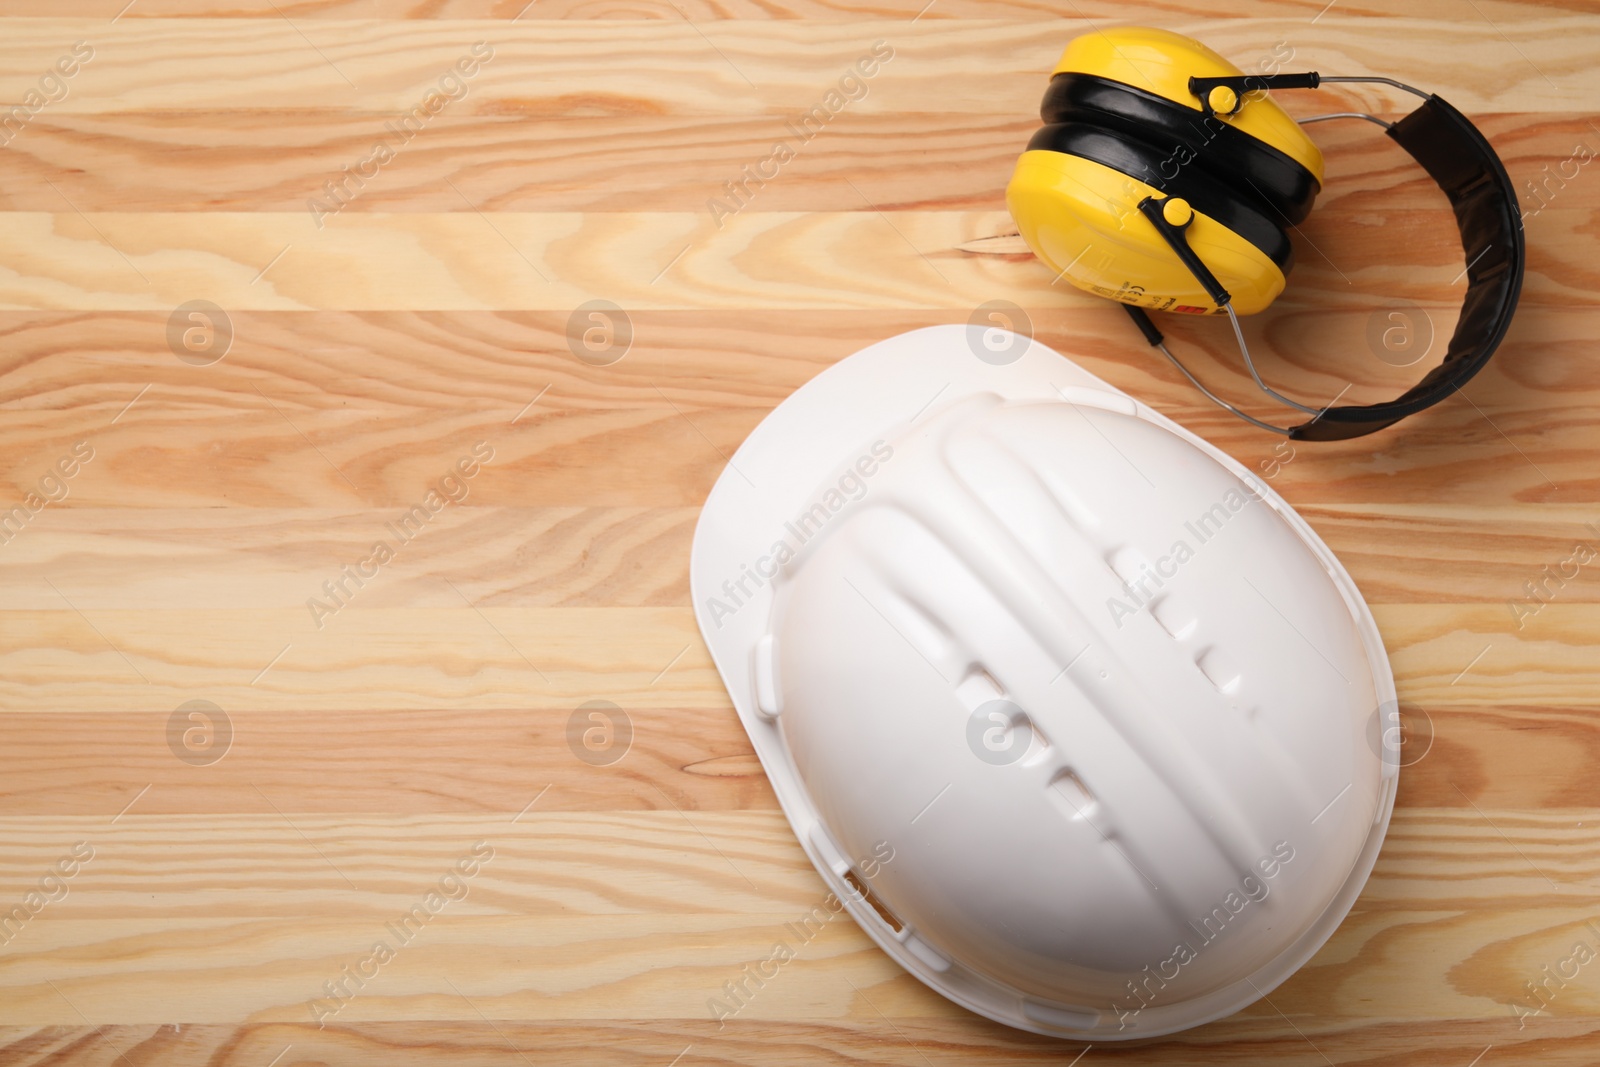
[1207,85,1239,115]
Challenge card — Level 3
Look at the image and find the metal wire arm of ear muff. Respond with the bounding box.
[1128,195,1326,435]
[1295,75,1431,130]
[1118,72,1441,434]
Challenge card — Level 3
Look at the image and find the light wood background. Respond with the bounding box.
[1,1,1598,1064]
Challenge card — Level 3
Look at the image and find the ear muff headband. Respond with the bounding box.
[1041,72,1321,225]
[1285,93,1526,440]
[1122,83,1525,440]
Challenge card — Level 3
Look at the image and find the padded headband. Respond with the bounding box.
[1290,95,1525,440]
[1125,89,1525,440]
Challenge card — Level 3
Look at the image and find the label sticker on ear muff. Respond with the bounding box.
[1081,283,1218,315]
[1086,281,1164,308]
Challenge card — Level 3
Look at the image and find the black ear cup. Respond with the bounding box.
[1040,72,1320,227]
[1024,122,1295,274]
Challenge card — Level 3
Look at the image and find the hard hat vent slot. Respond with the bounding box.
[843,869,905,933]
[1151,595,1198,640]
[1048,767,1098,822]
[1106,544,1153,585]
[955,668,1004,710]
[1197,646,1243,694]
[1015,715,1054,768]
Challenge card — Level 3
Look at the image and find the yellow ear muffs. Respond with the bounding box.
[1003,26,1528,441]
[1007,26,1326,316]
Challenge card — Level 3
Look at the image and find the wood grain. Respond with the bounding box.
[1,20,1597,117]
[1,807,1600,1038]
[0,696,1596,816]
[1,306,1595,507]
[0,110,1591,215]
[0,199,1591,312]
[24,0,1600,18]
[2,4,1599,1065]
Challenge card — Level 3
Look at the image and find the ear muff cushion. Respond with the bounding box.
[1041,72,1320,226]
[1024,122,1295,274]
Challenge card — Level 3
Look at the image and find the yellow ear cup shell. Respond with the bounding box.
[1052,26,1324,185]
[1006,149,1285,316]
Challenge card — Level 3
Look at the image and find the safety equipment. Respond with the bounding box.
[691,325,1400,1040]
[1006,26,1524,440]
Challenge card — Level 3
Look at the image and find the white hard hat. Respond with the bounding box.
[691,325,1398,1039]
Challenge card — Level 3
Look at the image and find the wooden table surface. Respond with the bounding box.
[2,1,1598,1064]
